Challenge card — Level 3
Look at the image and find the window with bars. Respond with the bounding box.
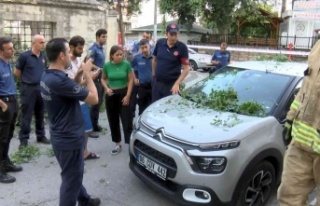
[3,20,56,54]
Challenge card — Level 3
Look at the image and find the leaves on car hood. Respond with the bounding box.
[141,95,269,144]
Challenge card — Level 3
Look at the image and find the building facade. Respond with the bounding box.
[0,0,119,58]
[280,0,320,49]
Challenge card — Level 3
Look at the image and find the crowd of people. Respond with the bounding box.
[0,22,319,206]
[0,23,191,206]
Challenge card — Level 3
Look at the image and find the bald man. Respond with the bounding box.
[14,35,50,148]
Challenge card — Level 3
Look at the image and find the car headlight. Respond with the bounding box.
[195,157,227,174]
[199,141,240,150]
[133,116,141,131]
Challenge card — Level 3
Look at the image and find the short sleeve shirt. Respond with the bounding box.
[0,58,16,96]
[211,50,231,70]
[153,38,189,83]
[40,69,89,150]
[131,54,152,84]
[102,60,132,88]
[16,50,47,84]
[89,43,105,68]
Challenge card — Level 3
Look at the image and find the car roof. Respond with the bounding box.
[228,60,308,77]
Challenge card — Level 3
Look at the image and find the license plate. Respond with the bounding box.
[137,152,167,180]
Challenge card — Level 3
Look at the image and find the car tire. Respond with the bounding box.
[234,161,276,206]
[189,60,198,71]
[202,68,210,72]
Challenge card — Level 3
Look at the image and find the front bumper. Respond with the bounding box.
[129,154,230,206]
[129,132,237,206]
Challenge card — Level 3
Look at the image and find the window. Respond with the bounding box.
[3,20,56,54]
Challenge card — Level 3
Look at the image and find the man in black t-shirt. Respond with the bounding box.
[40,38,100,206]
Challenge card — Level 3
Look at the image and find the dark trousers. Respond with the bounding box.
[105,88,132,144]
[53,147,90,206]
[0,99,18,164]
[138,84,152,115]
[19,84,45,140]
[90,81,104,130]
[152,80,175,103]
[130,85,138,118]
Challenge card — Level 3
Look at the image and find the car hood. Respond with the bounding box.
[141,95,273,144]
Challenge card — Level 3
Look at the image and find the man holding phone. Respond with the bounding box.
[88,29,107,137]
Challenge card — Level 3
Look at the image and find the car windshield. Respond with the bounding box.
[183,66,293,116]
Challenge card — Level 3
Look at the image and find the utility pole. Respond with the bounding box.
[117,0,125,46]
[153,0,157,41]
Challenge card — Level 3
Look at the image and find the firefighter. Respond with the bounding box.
[277,40,320,206]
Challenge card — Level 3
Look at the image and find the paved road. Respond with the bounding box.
[0,71,316,206]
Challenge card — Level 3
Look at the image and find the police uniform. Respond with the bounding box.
[211,50,230,71]
[131,53,153,115]
[16,50,48,145]
[88,43,105,131]
[0,57,20,183]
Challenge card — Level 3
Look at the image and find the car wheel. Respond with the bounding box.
[202,68,210,72]
[189,60,198,71]
[235,161,275,206]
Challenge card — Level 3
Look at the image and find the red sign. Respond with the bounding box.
[293,1,320,11]
[293,12,320,20]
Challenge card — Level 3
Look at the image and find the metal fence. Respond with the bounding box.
[188,35,319,51]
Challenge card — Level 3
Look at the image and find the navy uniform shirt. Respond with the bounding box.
[153,38,189,83]
[40,69,89,150]
[0,58,16,96]
[16,50,47,85]
[211,50,231,70]
[131,53,152,85]
[89,43,105,68]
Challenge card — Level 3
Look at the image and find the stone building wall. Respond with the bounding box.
[0,0,118,58]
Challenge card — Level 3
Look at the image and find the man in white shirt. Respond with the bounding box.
[66,35,100,160]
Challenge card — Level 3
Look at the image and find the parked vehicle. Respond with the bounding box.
[129,61,307,206]
[188,48,213,71]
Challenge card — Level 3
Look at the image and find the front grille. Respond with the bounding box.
[134,140,177,178]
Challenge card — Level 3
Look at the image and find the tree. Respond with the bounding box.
[159,0,201,33]
[159,0,269,34]
[107,0,144,45]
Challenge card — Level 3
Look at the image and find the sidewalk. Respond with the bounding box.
[0,112,176,206]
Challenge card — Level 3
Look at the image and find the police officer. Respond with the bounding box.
[41,38,100,206]
[130,31,153,119]
[131,39,153,115]
[14,34,50,148]
[0,37,22,183]
[88,29,107,137]
[210,42,230,73]
[152,23,190,102]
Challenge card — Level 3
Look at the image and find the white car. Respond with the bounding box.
[188,48,213,71]
[129,60,308,206]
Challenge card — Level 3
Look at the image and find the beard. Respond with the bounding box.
[73,51,82,57]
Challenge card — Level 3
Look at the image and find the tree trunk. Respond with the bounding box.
[117,0,125,46]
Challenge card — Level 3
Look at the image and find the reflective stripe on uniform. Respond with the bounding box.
[292,119,320,154]
[290,100,300,110]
